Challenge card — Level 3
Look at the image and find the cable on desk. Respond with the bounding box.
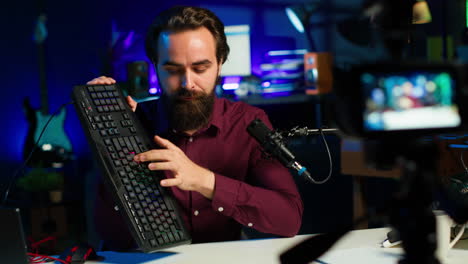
[28,252,67,264]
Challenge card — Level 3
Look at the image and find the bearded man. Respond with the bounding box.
[88,6,303,251]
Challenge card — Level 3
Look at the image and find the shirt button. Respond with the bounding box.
[218,207,224,212]
[194,210,199,216]
[188,137,193,142]
[248,223,253,227]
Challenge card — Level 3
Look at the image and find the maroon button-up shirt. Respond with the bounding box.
[94,97,303,249]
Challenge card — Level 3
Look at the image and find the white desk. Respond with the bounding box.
[87,228,468,264]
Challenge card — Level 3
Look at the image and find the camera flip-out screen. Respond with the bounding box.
[361,69,461,132]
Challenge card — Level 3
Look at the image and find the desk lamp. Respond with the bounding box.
[285,2,321,51]
[412,0,432,24]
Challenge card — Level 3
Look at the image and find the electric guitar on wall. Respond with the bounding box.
[23,14,72,167]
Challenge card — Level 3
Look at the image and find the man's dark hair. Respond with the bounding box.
[145,6,230,65]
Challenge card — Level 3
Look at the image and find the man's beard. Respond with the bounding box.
[167,88,215,132]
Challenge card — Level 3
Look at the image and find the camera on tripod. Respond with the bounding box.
[282,1,468,263]
[332,62,468,140]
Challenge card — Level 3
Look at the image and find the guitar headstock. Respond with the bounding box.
[33,14,47,44]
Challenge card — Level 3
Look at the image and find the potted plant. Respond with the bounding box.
[17,168,65,203]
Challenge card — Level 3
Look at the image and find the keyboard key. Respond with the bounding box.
[162,233,169,243]
[173,232,180,241]
[168,233,175,242]
[95,86,105,92]
[105,85,116,91]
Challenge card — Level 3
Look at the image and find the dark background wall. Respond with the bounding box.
[1,0,465,246]
[1,0,310,171]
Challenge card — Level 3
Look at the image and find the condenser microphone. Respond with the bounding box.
[247,118,312,180]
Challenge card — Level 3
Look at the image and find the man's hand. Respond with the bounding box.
[125,96,137,112]
[87,76,116,85]
[87,76,137,112]
[134,135,215,199]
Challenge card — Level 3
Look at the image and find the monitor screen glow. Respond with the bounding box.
[221,25,252,77]
[362,71,461,131]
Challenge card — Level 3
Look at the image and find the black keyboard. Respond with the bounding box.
[72,84,191,252]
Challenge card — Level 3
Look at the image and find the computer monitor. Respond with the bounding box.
[221,25,252,77]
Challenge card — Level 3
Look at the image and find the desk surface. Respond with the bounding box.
[87,228,468,264]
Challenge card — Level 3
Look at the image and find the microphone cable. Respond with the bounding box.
[313,127,333,184]
[2,101,73,205]
[282,126,336,185]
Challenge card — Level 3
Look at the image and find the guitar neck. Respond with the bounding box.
[38,42,49,115]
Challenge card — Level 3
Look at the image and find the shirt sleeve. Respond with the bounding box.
[211,113,304,237]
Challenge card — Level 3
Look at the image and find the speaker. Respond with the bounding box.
[303,52,333,95]
[126,60,150,99]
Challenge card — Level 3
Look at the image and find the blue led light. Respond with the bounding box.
[286,7,304,33]
[449,144,468,149]
[267,49,307,56]
[298,167,307,176]
[222,83,240,90]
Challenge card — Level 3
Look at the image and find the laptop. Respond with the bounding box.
[0,207,29,264]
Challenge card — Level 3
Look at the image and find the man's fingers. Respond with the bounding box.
[126,96,137,112]
[134,149,173,162]
[154,135,178,150]
[160,178,182,187]
[86,76,116,85]
[148,161,172,171]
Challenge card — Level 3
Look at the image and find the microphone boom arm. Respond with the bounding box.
[282,127,339,137]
